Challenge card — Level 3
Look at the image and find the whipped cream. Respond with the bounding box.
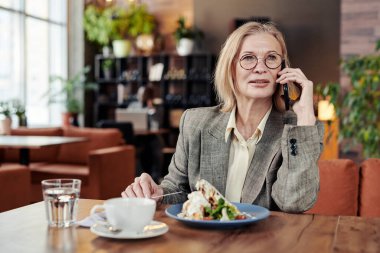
[178,191,210,220]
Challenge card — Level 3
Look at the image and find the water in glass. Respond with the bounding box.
[42,179,81,227]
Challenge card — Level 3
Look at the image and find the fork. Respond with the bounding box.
[150,191,183,199]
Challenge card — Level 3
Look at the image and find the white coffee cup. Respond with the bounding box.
[91,198,156,233]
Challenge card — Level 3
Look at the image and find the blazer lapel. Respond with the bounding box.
[200,111,231,195]
[241,110,284,203]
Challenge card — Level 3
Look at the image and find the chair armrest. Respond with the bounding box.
[359,158,380,217]
[88,145,136,199]
[0,165,30,212]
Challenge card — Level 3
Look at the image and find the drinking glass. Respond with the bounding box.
[41,179,81,227]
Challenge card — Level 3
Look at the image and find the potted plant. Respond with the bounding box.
[11,99,27,127]
[339,42,380,158]
[127,3,156,54]
[317,40,380,158]
[102,59,114,79]
[47,66,97,127]
[108,6,132,57]
[173,16,203,56]
[0,100,12,134]
[83,5,114,56]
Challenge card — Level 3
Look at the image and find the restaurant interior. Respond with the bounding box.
[0,0,379,251]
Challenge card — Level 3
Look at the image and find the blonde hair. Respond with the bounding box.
[214,22,289,112]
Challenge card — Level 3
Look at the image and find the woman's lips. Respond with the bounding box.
[248,79,270,87]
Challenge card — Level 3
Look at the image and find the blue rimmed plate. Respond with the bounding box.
[165,202,270,229]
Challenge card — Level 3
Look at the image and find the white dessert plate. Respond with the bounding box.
[90,220,168,239]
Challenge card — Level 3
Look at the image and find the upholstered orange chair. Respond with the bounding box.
[2,126,136,202]
[359,158,380,217]
[306,159,359,216]
[0,164,30,212]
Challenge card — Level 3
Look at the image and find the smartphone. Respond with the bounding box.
[273,61,301,112]
[281,62,291,111]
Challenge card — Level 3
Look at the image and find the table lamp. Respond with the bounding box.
[318,100,335,121]
[318,100,338,159]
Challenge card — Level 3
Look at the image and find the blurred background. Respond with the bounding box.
[0,0,379,161]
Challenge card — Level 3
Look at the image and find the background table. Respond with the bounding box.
[0,136,87,165]
[0,199,379,253]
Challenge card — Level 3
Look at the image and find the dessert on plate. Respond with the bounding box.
[178,179,246,221]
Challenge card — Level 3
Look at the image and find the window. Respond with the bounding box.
[0,0,67,126]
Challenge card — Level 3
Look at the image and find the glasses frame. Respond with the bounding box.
[239,52,284,70]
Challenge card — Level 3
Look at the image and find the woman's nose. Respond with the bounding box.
[253,59,267,73]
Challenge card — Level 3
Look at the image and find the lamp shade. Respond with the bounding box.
[318,100,335,121]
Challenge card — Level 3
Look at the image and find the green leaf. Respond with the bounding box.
[209,198,226,219]
[204,206,212,216]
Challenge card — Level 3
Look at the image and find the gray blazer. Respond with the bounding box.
[160,105,324,213]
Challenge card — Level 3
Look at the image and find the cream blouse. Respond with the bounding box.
[224,106,272,202]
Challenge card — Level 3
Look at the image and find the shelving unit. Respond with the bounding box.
[94,53,217,129]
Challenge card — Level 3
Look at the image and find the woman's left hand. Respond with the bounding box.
[276,67,316,126]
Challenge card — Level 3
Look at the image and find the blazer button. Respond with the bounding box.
[290,139,297,156]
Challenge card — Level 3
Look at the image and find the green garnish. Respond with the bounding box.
[203,198,239,220]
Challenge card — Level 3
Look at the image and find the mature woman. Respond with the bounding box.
[122,22,324,213]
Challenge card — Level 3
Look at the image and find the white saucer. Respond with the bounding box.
[90,221,168,239]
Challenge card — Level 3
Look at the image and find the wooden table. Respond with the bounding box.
[0,199,379,253]
[0,136,87,165]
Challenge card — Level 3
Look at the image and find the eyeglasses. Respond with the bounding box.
[239,52,283,70]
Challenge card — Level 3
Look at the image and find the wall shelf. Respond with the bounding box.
[94,53,217,129]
